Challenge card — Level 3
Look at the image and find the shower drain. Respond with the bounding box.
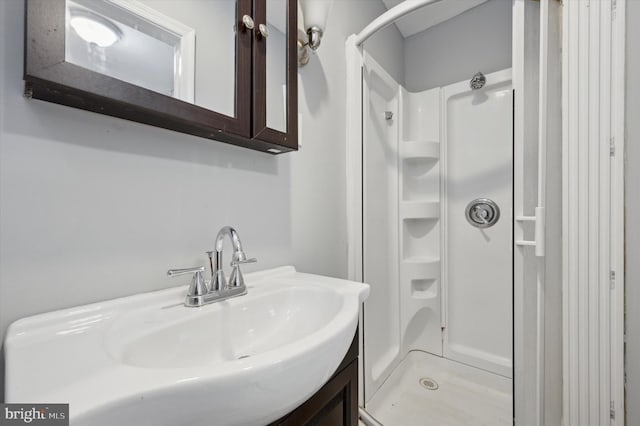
[419,377,439,391]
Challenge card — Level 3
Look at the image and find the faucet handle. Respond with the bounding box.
[230,257,257,267]
[167,266,205,277]
[167,266,208,297]
[228,257,256,289]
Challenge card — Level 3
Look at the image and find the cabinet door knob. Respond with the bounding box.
[258,23,270,38]
[242,15,255,30]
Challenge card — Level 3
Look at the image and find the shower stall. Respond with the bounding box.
[362,54,513,426]
[346,1,562,425]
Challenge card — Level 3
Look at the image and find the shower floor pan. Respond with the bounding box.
[365,351,512,426]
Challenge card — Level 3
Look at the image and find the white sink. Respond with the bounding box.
[4,266,369,426]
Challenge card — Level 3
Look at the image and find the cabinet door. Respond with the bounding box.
[251,0,298,150]
[276,361,359,426]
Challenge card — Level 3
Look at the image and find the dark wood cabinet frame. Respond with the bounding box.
[24,0,298,154]
[252,0,298,148]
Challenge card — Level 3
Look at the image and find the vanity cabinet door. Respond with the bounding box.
[275,361,359,426]
[251,0,298,150]
[269,332,360,426]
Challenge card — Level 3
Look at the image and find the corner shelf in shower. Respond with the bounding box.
[400,140,440,159]
[399,255,442,354]
[396,87,443,357]
[401,258,440,303]
[400,141,440,201]
[402,256,441,278]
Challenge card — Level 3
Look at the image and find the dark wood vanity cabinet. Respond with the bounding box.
[24,0,298,154]
[269,332,359,426]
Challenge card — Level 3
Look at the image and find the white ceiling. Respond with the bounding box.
[381,0,488,38]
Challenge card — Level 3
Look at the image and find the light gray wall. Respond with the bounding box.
[361,19,405,85]
[292,0,403,275]
[625,0,640,423]
[403,0,512,92]
[0,0,404,400]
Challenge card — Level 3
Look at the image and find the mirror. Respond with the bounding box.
[265,0,287,133]
[65,0,237,118]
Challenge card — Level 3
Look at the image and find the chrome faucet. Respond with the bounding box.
[210,226,256,291]
[167,226,257,307]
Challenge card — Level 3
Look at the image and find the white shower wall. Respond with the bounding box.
[362,55,401,400]
[442,70,513,378]
[362,50,513,402]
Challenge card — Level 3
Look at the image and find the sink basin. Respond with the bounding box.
[4,266,369,426]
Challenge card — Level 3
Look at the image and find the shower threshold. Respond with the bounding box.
[363,351,512,426]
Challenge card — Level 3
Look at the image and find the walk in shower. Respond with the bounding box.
[362,55,513,425]
[346,0,562,425]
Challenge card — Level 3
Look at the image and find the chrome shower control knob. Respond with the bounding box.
[465,198,500,228]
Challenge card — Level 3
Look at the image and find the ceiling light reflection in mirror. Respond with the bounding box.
[65,0,195,103]
[69,9,122,47]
